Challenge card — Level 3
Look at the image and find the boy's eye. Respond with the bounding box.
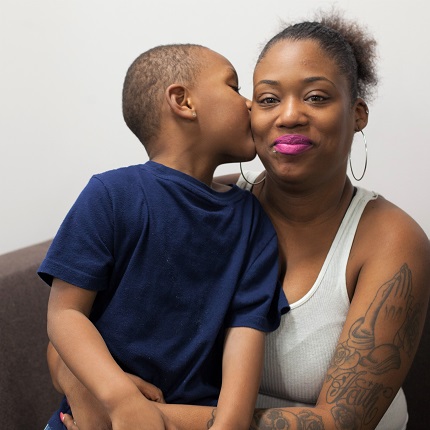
[230,85,241,93]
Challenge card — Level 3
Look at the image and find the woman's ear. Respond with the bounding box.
[165,84,196,120]
[354,98,369,131]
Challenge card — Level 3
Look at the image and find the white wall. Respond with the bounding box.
[1,0,429,255]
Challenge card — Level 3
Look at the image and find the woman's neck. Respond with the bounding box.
[255,175,355,228]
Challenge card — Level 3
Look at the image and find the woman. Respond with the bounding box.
[54,10,430,430]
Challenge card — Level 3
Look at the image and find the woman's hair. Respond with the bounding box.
[122,43,206,145]
[257,9,378,103]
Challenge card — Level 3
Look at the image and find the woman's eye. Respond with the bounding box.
[307,95,327,103]
[259,97,279,105]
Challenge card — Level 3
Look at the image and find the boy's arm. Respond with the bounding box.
[210,326,265,430]
[48,278,166,429]
[47,341,112,429]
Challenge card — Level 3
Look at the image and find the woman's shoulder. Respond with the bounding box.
[356,190,430,266]
[362,192,426,236]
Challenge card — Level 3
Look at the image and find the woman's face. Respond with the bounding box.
[251,39,365,187]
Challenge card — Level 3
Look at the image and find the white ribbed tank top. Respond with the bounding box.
[237,173,408,430]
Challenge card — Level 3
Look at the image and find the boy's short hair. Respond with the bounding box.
[122,43,207,146]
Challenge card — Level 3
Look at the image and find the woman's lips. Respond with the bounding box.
[273,134,312,155]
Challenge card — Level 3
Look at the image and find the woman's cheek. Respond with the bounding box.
[251,116,268,142]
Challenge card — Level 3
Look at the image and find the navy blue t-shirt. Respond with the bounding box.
[39,161,288,406]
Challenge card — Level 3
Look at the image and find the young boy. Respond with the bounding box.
[39,44,288,430]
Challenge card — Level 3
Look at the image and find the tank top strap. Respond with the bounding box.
[336,187,377,248]
[323,187,378,278]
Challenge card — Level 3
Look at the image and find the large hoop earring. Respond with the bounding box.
[349,130,368,181]
[239,162,266,186]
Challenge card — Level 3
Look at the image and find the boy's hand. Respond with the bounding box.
[61,405,179,430]
[127,373,165,403]
[109,392,168,430]
[58,372,166,430]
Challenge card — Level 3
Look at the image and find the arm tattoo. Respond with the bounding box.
[208,407,325,429]
[250,409,323,430]
[325,264,422,428]
[221,264,423,430]
[207,408,216,429]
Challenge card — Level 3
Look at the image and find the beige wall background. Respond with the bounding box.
[1,0,429,255]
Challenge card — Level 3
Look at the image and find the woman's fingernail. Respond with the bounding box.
[60,412,65,422]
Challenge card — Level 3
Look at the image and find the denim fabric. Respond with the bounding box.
[44,397,70,430]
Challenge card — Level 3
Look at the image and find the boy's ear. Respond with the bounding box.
[354,98,369,131]
[165,84,196,120]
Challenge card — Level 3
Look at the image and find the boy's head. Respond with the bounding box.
[122,43,255,166]
[122,44,207,146]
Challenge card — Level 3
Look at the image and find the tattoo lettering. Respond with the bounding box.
[250,408,323,430]
[327,369,393,425]
[325,264,422,428]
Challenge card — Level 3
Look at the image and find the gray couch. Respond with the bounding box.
[0,240,428,429]
[0,240,61,429]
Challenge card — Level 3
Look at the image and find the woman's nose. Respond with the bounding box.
[275,98,307,128]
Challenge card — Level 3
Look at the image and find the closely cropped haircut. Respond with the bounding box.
[258,9,378,103]
[122,44,207,145]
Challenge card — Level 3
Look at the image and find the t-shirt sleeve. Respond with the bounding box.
[38,176,115,291]
[226,207,289,333]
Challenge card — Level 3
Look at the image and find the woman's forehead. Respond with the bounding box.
[255,39,341,79]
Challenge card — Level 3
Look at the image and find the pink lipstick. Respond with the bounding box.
[273,134,312,155]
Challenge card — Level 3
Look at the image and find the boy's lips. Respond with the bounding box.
[273,134,312,155]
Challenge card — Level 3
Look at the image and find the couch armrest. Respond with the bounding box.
[0,240,62,429]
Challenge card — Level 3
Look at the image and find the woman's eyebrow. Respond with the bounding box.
[304,76,336,87]
[254,79,279,88]
[255,76,337,88]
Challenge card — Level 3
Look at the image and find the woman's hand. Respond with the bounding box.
[60,412,85,430]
